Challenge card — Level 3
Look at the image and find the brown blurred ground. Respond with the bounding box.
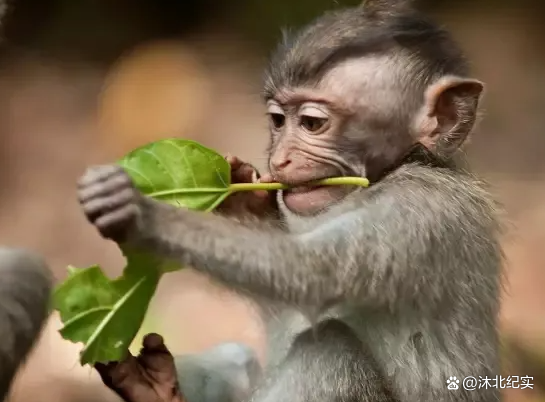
[1,1,545,402]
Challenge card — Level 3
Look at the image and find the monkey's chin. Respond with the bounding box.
[282,186,349,216]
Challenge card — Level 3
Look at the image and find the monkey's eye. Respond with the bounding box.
[266,101,286,130]
[298,104,329,133]
[269,113,286,129]
[300,116,328,133]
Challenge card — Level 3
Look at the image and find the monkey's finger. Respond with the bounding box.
[224,155,244,170]
[78,165,124,189]
[139,334,176,374]
[96,358,163,402]
[251,170,259,183]
[94,204,139,240]
[82,189,135,220]
[232,163,259,184]
[118,382,161,402]
[225,155,261,183]
[78,172,133,203]
[141,333,168,352]
[95,357,140,390]
[257,173,274,184]
[251,173,275,199]
[95,362,118,389]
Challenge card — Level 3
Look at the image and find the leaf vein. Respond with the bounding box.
[121,164,157,192]
[146,146,181,188]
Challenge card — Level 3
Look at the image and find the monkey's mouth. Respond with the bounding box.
[282,181,353,215]
[287,185,326,194]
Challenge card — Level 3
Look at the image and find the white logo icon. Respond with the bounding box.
[447,377,460,390]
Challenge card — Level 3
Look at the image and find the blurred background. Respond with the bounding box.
[0,0,544,401]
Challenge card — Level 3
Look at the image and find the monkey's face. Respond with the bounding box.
[265,54,485,216]
[266,97,356,216]
[266,57,412,216]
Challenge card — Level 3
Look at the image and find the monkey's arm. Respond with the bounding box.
[81,163,500,310]
[175,343,261,402]
[0,248,52,399]
[127,165,500,311]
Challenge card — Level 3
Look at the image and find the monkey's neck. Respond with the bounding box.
[375,142,448,182]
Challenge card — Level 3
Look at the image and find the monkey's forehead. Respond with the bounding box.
[265,12,389,92]
[263,7,467,98]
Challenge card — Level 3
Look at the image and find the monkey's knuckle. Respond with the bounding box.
[95,218,112,233]
[110,366,132,387]
[77,170,96,188]
[129,203,142,219]
[120,172,135,188]
[118,188,136,204]
[82,203,98,219]
[96,213,119,228]
[122,204,139,222]
[79,165,111,187]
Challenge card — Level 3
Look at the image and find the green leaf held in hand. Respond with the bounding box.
[53,138,370,366]
[53,250,163,365]
[118,138,232,211]
[118,138,370,209]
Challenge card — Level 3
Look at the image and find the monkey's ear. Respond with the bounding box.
[417,75,484,156]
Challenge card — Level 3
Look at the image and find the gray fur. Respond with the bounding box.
[0,247,52,400]
[175,343,261,402]
[78,161,503,402]
[264,3,469,101]
[78,3,503,402]
[159,165,501,402]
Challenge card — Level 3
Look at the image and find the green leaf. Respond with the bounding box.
[54,138,233,366]
[53,250,163,365]
[53,138,370,366]
[117,138,232,211]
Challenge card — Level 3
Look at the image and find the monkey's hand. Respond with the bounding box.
[78,164,142,243]
[95,333,186,402]
[215,155,278,218]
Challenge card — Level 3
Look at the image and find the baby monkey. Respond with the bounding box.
[78,0,503,401]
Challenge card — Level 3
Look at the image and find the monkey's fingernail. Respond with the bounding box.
[258,173,274,183]
[225,154,236,164]
[143,333,166,350]
[143,333,163,343]
[251,170,259,183]
[225,155,244,169]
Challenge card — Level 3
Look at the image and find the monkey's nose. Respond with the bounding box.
[271,157,291,171]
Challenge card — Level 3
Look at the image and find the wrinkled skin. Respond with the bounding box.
[95,333,185,402]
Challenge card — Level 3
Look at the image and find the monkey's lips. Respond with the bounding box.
[288,185,325,194]
[283,184,351,215]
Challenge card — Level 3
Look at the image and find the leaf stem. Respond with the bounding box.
[228,176,370,192]
[148,176,369,199]
[149,188,229,197]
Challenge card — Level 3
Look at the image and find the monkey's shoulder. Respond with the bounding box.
[385,164,486,192]
[379,165,500,215]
